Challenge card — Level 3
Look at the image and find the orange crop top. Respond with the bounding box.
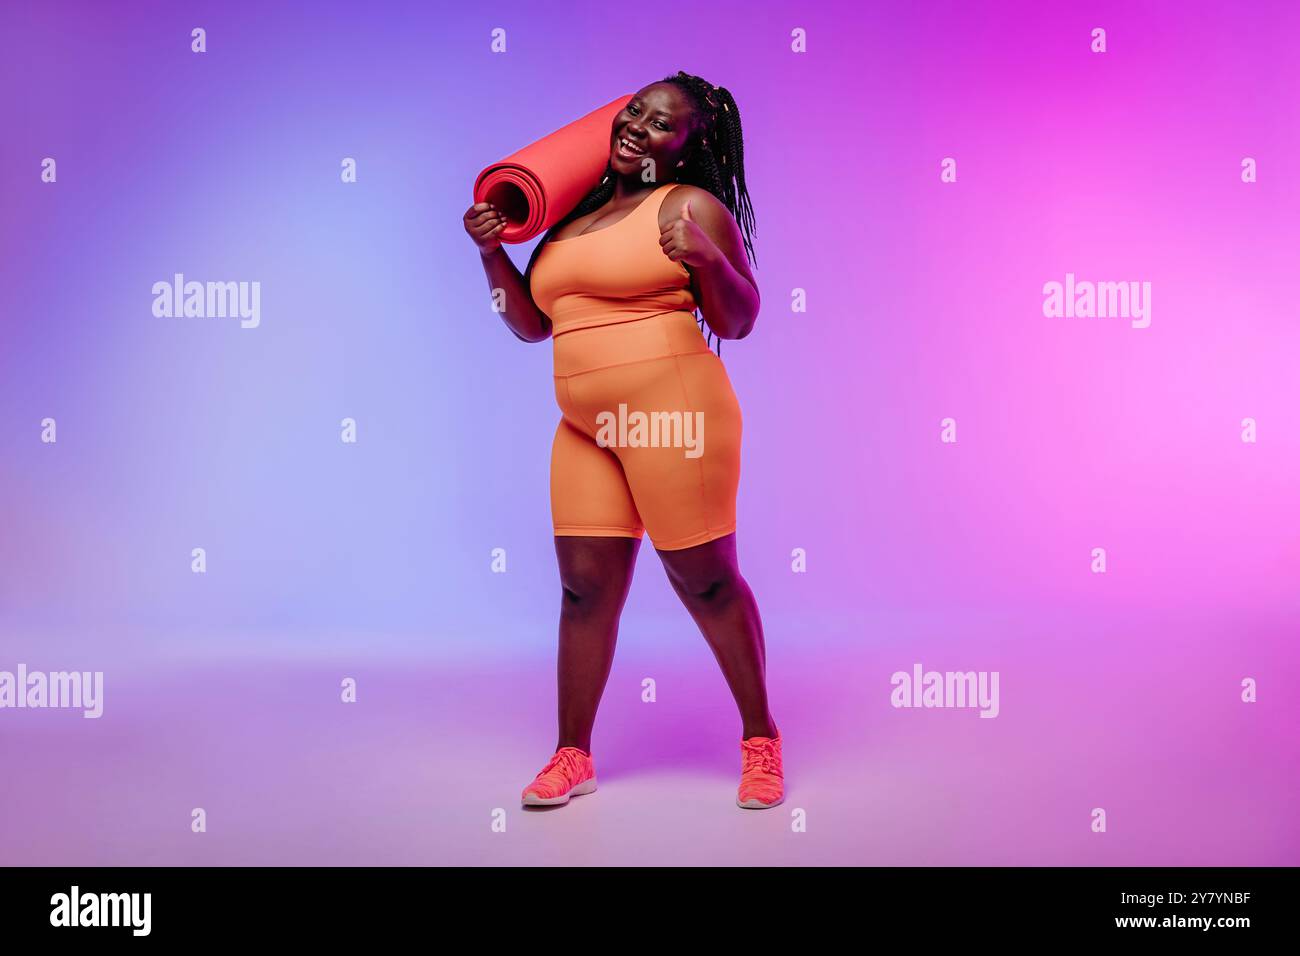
[529,183,698,336]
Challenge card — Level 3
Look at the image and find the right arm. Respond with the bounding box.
[463,201,552,343]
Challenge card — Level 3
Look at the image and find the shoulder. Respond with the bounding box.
[658,183,730,228]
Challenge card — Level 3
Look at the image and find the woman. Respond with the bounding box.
[463,72,782,810]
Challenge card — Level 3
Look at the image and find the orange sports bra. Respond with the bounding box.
[529,183,698,336]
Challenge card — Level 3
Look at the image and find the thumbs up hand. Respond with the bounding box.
[659,199,720,268]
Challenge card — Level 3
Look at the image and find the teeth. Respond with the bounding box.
[619,138,644,154]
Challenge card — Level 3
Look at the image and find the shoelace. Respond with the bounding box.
[741,740,781,776]
[542,748,583,781]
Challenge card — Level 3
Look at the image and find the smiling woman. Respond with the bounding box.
[611,95,674,169]
[462,71,779,812]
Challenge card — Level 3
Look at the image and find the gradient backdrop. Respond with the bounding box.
[2,0,1297,865]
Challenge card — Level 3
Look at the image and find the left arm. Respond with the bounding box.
[658,187,760,339]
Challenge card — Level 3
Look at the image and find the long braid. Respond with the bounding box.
[526,74,756,354]
[662,71,756,267]
[659,72,756,354]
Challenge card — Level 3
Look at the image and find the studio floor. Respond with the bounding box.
[3,605,1294,867]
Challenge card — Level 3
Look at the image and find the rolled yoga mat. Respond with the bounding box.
[473,94,633,244]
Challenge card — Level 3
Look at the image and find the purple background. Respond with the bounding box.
[1,0,1296,865]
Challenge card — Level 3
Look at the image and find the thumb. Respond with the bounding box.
[680,199,694,222]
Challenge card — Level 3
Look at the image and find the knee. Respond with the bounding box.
[667,565,743,605]
[559,566,621,611]
[555,538,638,615]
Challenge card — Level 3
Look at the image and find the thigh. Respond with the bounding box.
[550,417,644,540]
[610,352,742,551]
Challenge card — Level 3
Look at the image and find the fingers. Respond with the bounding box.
[658,215,695,241]
[659,220,692,252]
[466,201,510,244]
[467,203,504,225]
[658,225,682,258]
[659,236,684,262]
[658,220,690,243]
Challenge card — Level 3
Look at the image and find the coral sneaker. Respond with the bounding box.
[737,734,784,809]
[521,747,597,806]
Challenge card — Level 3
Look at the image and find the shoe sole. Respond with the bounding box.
[737,795,785,809]
[522,776,597,807]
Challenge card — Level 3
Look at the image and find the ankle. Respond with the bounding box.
[742,721,779,741]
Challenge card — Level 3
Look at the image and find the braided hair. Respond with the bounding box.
[525,72,756,353]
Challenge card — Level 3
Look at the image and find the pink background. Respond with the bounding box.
[1,0,1296,864]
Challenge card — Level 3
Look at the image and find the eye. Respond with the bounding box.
[654,120,669,130]
[628,104,640,115]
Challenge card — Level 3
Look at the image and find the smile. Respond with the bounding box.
[616,136,646,158]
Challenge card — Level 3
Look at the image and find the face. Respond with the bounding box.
[610,84,696,178]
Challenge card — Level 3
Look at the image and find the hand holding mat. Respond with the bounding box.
[473,94,633,244]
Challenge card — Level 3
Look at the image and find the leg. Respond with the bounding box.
[554,535,640,753]
[656,533,778,740]
[549,417,646,754]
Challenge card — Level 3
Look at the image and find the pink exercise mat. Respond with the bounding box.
[473,94,632,244]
